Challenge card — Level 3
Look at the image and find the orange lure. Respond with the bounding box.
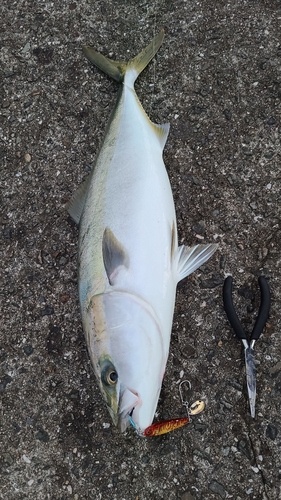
[143,417,189,437]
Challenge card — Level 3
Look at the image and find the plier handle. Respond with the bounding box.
[223,276,270,417]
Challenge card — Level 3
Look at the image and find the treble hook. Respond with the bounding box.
[179,380,192,416]
[179,379,205,417]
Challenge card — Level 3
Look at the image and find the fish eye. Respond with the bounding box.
[107,370,118,385]
[100,358,118,388]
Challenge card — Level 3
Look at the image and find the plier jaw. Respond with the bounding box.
[223,276,270,418]
[244,344,256,418]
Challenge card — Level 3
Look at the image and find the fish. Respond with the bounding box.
[67,30,217,434]
[143,417,189,437]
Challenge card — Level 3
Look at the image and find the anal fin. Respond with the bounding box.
[151,122,170,149]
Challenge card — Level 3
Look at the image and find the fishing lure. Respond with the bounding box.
[143,416,189,436]
[130,380,205,437]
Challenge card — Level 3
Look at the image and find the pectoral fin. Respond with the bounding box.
[102,228,129,285]
[176,243,217,282]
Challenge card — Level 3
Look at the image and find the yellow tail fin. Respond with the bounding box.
[82,30,164,84]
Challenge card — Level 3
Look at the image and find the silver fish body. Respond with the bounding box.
[67,31,217,433]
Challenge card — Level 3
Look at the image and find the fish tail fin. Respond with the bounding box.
[82,29,164,87]
[82,46,127,83]
[126,29,164,86]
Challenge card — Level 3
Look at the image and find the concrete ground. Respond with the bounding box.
[1,0,280,499]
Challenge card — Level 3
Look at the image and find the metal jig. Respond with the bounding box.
[128,379,205,437]
[189,400,205,415]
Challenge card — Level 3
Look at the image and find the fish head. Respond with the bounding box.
[86,291,166,433]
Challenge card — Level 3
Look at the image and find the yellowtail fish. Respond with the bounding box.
[67,30,217,433]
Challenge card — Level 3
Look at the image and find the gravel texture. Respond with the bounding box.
[1,1,281,499]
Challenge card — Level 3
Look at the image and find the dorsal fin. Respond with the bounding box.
[66,177,89,224]
[102,228,129,285]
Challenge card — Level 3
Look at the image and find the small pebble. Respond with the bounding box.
[223,109,232,120]
[23,345,34,356]
[35,428,50,443]
[41,306,54,317]
[59,256,68,266]
[0,375,13,393]
[24,153,31,162]
[251,466,259,473]
[208,479,226,498]
[22,42,31,53]
[181,493,195,500]
[264,150,274,159]
[266,424,278,440]
[220,254,227,270]
[221,446,230,457]
[60,294,70,303]
[238,439,252,460]
[22,454,31,464]
[177,467,185,475]
[3,453,14,465]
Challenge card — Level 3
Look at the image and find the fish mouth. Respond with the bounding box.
[123,385,162,434]
[117,387,140,432]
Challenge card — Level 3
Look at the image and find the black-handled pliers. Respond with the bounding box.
[223,276,270,418]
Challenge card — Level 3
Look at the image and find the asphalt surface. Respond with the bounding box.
[1,1,281,499]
